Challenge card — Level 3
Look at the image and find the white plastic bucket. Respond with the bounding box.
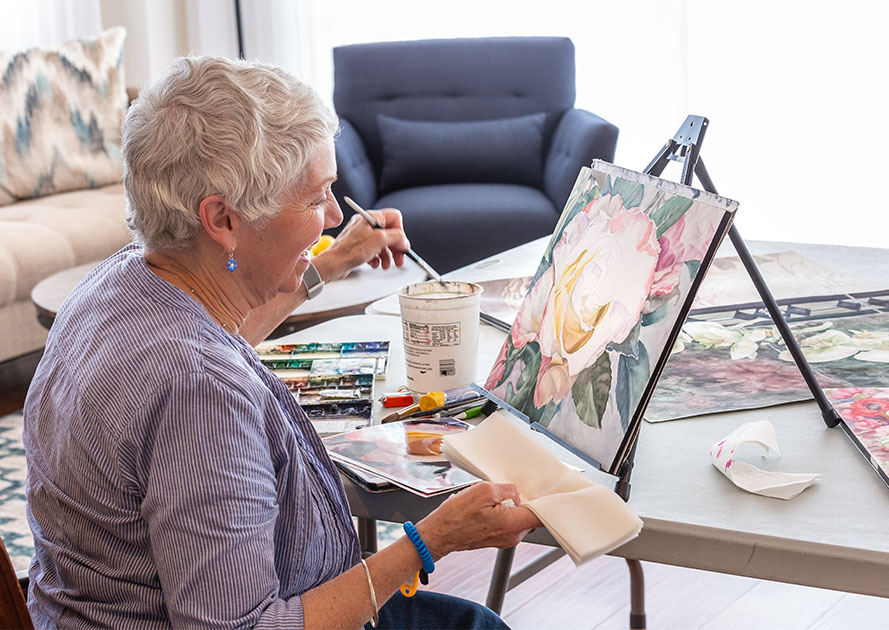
[398,281,483,392]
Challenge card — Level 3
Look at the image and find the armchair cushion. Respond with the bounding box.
[377,183,557,272]
[331,37,619,272]
[0,27,128,206]
[333,118,377,209]
[377,113,546,194]
[543,109,619,209]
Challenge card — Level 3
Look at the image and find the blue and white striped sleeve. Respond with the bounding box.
[128,372,304,629]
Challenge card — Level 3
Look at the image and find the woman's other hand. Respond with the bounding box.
[414,482,543,561]
[313,207,410,282]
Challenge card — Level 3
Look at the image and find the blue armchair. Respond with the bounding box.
[331,37,618,273]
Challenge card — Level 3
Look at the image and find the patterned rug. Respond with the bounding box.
[0,412,399,574]
[0,413,32,572]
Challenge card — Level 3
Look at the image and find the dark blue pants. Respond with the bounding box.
[367,591,510,629]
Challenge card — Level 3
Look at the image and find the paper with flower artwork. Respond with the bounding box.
[647,291,889,422]
[483,161,738,473]
[826,387,889,486]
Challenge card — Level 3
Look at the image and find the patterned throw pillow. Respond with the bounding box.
[0,27,127,206]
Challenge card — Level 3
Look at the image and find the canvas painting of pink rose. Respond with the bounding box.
[484,161,738,473]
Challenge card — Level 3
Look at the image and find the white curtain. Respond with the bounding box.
[273,0,886,249]
[239,0,320,86]
[7,0,887,248]
[0,0,102,50]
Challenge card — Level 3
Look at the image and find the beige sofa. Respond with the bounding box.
[0,185,130,363]
[1,28,138,368]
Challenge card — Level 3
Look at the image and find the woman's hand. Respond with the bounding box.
[414,482,543,561]
[312,207,410,282]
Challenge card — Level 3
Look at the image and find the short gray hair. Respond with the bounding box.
[123,55,339,251]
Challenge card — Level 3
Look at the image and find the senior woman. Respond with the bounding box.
[23,56,540,629]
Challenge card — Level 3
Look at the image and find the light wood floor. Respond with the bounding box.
[424,542,889,629]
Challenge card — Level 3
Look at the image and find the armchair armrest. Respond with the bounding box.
[543,109,619,210]
[332,118,377,212]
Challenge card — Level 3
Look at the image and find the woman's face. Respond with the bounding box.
[239,138,342,304]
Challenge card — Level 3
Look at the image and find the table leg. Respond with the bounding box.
[357,517,378,556]
[485,546,516,614]
[626,558,646,629]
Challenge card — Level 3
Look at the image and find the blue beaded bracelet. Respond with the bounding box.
[403,521,435,574]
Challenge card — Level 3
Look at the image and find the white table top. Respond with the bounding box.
[442,235,889,293]
[286,257,426,322]
[279,238,889,597]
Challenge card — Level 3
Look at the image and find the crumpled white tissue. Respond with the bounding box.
[710,420,820,500]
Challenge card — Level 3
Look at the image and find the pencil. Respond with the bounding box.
[343,196,443,283]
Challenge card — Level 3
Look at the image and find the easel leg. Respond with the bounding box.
[627,559,647,630]
[486,546,517,614]
[357,517,378,557]
[695,159,841,428]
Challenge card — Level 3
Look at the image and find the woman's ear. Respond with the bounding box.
[198,195,241,252]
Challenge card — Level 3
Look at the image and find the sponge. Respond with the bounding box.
[310,235,335,256]
[418,391,445,411]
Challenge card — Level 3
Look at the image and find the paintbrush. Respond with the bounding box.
[381,394,488,423]
[398,395,488,420]
[343,196,443,283]
[479,311,512,333]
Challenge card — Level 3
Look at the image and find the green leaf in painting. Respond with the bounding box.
[650,196,694,237]
[529,258,553,289]
[606,321,641,359]
[685,259,702,279]
[526,400,558,427]
[505,381,517,405]
[615,343,651,432]
[641,303,670,327]
[603,176,644,209]
[496,335,520,390]
[571,352,612,429]
[505,341,542,416]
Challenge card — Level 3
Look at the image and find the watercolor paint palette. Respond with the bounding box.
[255,341,389,376]
[255,341,391,428]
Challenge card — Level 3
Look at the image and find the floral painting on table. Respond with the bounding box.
[826,387,889,484]
[646,297,889,422]
[483,160,738,473]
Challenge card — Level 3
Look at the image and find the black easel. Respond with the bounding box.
[644,115,843,428]
[233,0,246,60]
[490,117,847,628]
[596,115,849,630]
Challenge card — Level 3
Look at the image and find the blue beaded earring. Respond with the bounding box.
[226,250,238,272]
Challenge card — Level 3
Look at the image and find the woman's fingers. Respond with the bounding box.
[377,247,392,270]
[417,482,544,559]
[341,208,409,267]
[317,207,410,280]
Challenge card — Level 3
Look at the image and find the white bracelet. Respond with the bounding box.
[360,558,379,628]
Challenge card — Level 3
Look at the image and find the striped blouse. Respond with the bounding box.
[23,243,360,629]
